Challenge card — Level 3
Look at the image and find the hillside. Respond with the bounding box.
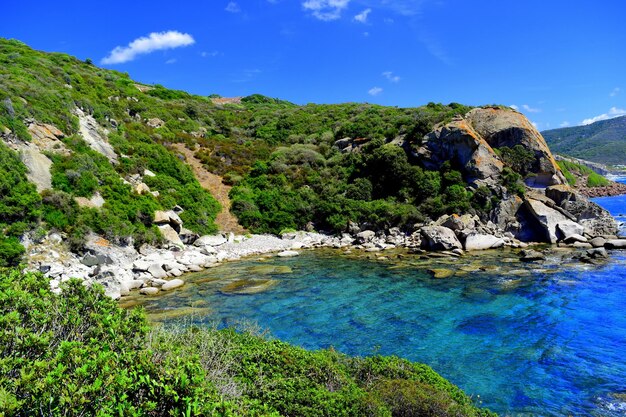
[542,116,626,166]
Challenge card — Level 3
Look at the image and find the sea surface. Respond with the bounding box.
[130,191,626,417]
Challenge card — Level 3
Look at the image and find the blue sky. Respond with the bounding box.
[3,0,626,130]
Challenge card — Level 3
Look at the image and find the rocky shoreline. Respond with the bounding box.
[23,206,626,301]
[577,181,626,198]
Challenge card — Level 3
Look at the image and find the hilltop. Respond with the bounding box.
[2,36,626,417]
[0,37,622,280]
[542,116,626,166]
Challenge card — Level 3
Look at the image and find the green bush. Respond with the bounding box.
[0,269,495,417]
[586,172,609,187]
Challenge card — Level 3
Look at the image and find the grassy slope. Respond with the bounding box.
[542,116,626,165]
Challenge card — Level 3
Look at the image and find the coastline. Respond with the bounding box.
[25,221,626,301]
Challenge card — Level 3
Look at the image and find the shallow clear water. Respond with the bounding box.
[131,196,626,417]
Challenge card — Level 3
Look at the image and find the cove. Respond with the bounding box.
[129,196,626,417]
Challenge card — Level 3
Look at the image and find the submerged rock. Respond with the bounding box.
[429,268,455,279]
[220,279,278,295]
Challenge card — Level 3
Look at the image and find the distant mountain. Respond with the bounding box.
[541,116,626,166]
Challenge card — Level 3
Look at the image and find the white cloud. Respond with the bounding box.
[225,2,241,13]
[201,51,219,58]
[368,86,383,96]
[560,121,570,127]
[165,58,177,64]
[582,107,626,125]
[354,8,371,23]
[610,87,620,97]
[510,104,519,111]
[302,0,350,21]
[101,31,195,64]
[531,121,539,129]
[382,71,400,83]
[522,104,541,113]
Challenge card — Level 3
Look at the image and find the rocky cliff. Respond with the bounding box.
[418,107,566,188]
[415,107,617,245]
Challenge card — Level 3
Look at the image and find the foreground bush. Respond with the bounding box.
[0,269,495,416]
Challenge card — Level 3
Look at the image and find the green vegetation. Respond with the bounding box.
[542,116,626,165]
[557,160,610,188]
[0,268,495,416]
[1,38,488,239]
[0,38,220,249]
[0,142,41,266]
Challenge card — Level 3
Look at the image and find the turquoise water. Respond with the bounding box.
[134,194,626,416]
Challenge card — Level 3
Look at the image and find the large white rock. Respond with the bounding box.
[158,224,184,249]
[277,250,299,257]
[605,239,626,249]
[147,263,168,279]
[556,222,585,240]
[194,235,228,247]
[356,230,376,243]
[463,233,505,251]
[161,279,185,291]
[525,199,581,244]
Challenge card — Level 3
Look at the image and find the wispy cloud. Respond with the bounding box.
[610,87,620,97]
[418,31,451,65]
[379,0,426,16]
[382,71,400,83]
[225,2,241,13]
[302,0,350,21]
[531,121,539,129]
[165,58,177,64]
[201,51,220,58]
[522,104,541,113]
[101,31,195,64]
[560,121,570,127]
[368,86,383,96]
[354,8,371,23]
[582,107,626,125]
[510,104,519,111]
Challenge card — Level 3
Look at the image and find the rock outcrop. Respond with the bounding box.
[466,107,566,187]
[418,118,504,187]
[416,107,566,188]
[74,108,118,163]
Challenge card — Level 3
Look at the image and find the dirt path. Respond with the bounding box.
[172,144,247,234]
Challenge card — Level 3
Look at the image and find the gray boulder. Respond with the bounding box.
[525,198,582,243]
[605,239,626,249]
[421,226,463,251]
[147,263,168,279]
[556,222,585,240]
[158,224,185,249]
[356,230,376,243]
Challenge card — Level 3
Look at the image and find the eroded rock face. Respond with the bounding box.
[466,108,566,187]
[74,108,118,163]
[417,107,566,189]
[419,117,504,187]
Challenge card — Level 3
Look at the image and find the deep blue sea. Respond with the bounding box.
[134,187,626,417]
